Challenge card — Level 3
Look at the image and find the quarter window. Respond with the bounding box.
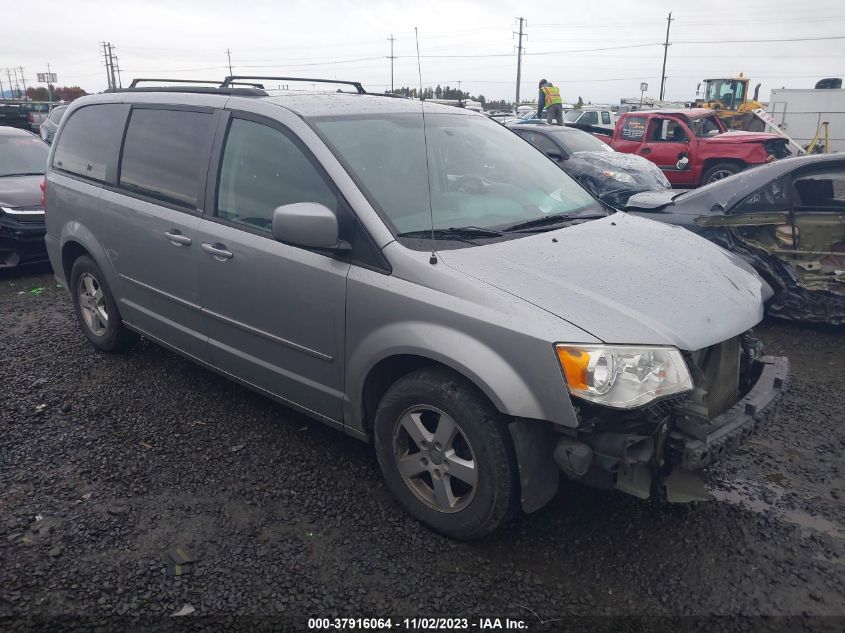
[216,118,337,233]
[620,116,647,141]
[119,108,214,208]
[52,104,125,182]
[601,111,611,125]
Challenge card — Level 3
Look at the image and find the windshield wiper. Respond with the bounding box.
[0,172,45,177]
[502,213,604,233]
[396,226,503,240]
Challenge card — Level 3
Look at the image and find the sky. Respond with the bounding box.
[3,0,844,105]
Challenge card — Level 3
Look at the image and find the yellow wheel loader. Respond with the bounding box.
[697,74,767,132]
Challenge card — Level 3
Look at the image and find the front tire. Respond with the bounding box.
[374,368,520,539]
[703,162,742,185]
[70,255,136,352]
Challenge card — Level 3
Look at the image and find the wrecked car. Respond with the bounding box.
[513,124,670,207]
[626,153,845,325]
[46,83,788,539]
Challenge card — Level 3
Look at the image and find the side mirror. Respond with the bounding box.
[271,202,347,251]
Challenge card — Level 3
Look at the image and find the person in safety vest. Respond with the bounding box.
[538,79,564,125]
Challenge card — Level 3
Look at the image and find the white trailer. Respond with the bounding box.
[767,88,845,153]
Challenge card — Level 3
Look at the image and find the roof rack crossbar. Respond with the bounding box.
[221,75,366,94]
[129,78,221,88]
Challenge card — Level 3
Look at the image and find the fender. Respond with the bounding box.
[345,320,578,434]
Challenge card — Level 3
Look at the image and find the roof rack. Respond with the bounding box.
[221,75,366,94]
[118,78,267,96]
[128,78,267,89]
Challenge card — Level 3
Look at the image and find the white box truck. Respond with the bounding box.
[767,85,845,153]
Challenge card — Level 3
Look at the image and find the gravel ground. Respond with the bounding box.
[1,266,843,632]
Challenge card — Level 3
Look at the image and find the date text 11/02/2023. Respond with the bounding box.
[307,617,529,630]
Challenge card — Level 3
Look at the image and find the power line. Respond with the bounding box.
[675,35,845,43]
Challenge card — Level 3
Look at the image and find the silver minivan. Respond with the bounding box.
[44,80,789,539]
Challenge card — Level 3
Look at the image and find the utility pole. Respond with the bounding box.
[6,69,14,99]
[386,35,396,93]
[107,43,118,92]
[12,67,21,98]
[659,11,673,101]
[113,56,123,89]
[514,17,525,106]
[225,49,233,76]
[18,67,27,98]
[101,42,113,90]
[0,75,4,100]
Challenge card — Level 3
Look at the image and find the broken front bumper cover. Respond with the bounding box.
[549,355,790,502]
[668,355,790,470]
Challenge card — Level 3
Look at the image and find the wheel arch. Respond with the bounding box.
[349,319,564,433]
[58,223,120,291]
[358,352,516,437]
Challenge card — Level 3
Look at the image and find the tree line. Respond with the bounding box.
[23,86,88,102]
[389,85,511,111]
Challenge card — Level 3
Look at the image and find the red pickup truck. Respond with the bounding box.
[597,108,790,187]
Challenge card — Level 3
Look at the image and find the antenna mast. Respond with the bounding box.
[415,27,437,266]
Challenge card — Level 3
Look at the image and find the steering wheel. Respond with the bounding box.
[452,174,486,194]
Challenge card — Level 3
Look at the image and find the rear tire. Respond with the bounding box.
[373,367,520,539]
[703,162,742,185]
[70,255,136,353]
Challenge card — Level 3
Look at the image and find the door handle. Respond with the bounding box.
[201,242,234,260]
[639,147,652,155]
[165,230,192,246]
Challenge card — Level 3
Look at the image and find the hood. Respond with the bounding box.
[438,213,769,351]
[0,175,43,209]
[706,130,781,144]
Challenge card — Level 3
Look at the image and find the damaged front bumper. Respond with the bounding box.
[551,355,790,502]
[669,355,789,470]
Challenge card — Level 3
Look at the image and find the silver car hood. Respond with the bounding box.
[438,212,769,351]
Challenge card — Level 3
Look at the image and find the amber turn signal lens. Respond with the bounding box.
[556,346,590,391]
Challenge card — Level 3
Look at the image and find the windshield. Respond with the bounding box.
[705,79,745,109]
[549,129,613,153]
[314,112,604,236]
[688,115,723,137]
[0,134,49,177]
[563,110,582,123]
[519,110,538,120]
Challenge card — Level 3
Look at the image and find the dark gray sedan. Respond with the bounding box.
[39,105,68,144]
[512,124,670,207]
[0,126,49,268]
[626,153,845,324]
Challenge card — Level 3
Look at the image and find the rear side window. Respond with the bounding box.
[48,107,66,123]
[119,108,214,209]
[601,111,611,125]
[216,118,338,233]
[52,104,125,182]
[620,116,647,141]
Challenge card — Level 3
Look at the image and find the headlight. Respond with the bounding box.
[556,344,692,409]
[601,170,635,183]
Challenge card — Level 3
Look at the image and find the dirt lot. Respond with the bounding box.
[1,266,844,631]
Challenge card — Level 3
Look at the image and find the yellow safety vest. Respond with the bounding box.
[542,85,563,106]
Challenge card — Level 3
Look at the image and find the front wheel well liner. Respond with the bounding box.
[360,354,499,437]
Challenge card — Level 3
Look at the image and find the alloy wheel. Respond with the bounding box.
[77,272,108,336]
[707,169,735,183]
[392,405,478,513]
